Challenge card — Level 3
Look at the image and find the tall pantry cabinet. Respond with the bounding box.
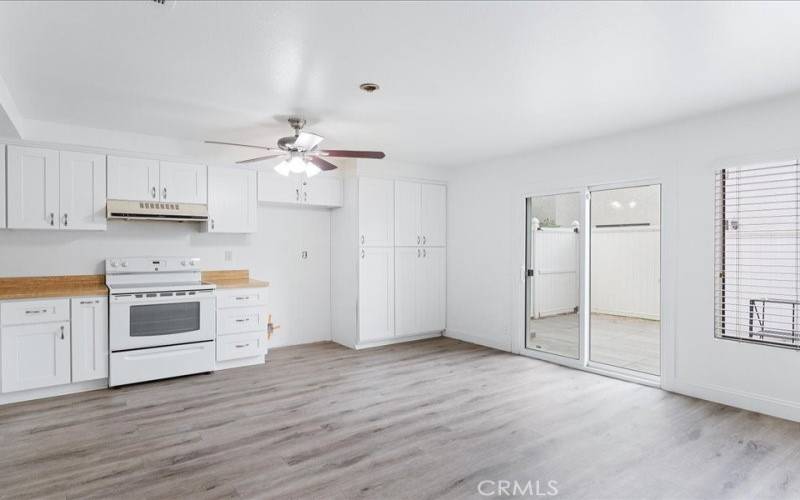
[332,175,446,349]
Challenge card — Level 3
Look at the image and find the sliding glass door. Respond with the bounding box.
[523,184,661,381]
[525,192,584,359]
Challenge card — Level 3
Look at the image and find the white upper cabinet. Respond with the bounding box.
[258,171,301,204]
[358,177,394,247]
[159,161,207,204]
[258,171,343,208]
[59,151,107,231]
[420,183,446,247]
[0,144,6,229]
[7,146,61,229]
[206,167,257,233]
[304,175,343,207]
[358,246,395,342]
[71,297,109,383]
[107,156,159,201]
[395,181,422,246]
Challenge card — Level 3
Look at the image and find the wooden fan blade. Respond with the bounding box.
[206,140,277,151]
[319,149,385,159]
[309,156,338,171]
[236,154,285,164]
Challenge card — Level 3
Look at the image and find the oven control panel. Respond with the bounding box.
[105,256,201,274]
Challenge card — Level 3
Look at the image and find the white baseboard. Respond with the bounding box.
[215,355,266,371]
[670,380,800,423]
[354,331,442,350]
[445,329,512,352]
[0,379,107,406]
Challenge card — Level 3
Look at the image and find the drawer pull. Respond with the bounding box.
[79,300,100,305]
[235,318,251,323]
[235,344,250,349]
[25,309,47,315]
[234,296,250,301]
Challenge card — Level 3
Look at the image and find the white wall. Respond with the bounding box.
[447,91,800,421]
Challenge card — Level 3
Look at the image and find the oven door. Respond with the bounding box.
[109,290,215,351]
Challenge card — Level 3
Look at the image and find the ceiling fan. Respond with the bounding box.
[206,118,385,177]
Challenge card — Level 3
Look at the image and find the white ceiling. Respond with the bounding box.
[2,1,800,167]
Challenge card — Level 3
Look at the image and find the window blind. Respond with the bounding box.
[715,160,800,348]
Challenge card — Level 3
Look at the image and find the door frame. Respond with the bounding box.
[514,177,667,388]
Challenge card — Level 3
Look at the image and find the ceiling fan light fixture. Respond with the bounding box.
[305,161,322,178]
[274,160,291,176]
[287,155,307,174]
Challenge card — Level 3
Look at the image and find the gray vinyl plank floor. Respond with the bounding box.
[1,337,798,499]
[529,313,660,374]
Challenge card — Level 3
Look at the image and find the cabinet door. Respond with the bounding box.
[159,161,207,204]
[419,247,446,332]
[305,176,343,207]
[7,146,60,229]
[71,297,108,383]
[258,171,301,205]
[59,151,107,231]
[420,183,447,247]
[107,156,159,201]
[1,322,71,392]
[358,177,394,246]
[207,167,257,233]
[0,144,5,229]
[394,247,420,336]
[358,247,394,342]
[395,181,421,246]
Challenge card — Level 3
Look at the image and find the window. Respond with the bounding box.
[716,160,800,348]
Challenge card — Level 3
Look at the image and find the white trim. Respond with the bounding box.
[214,355,265,371]
[445,329,511,352]
[671,380,800,422]
[354,331,442,350]
[0,379,107,406]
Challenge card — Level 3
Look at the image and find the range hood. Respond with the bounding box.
[106,199,209,222]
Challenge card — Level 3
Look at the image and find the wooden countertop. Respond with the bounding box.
[0,269,268,301]
[0,275,107,301]
[202,270,269,289]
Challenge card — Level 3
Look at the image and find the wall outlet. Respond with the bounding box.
[224,250,233,262]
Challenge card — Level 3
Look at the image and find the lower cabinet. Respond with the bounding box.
[1,321,71,393]
[358,247,395,342]
[71,297,109,383]
[215,287,269,367]
[395,247,446,336]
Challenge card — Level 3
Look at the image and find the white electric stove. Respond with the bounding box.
[106,256,216,387]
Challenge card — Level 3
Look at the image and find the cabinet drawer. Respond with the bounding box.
[216,332,265,361]
[1,299,70,326]
[218,306,268,336]
[216,288,267,308]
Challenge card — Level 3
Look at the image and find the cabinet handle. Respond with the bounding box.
[60,325,65,340]
[417,235,421,244]
[423,249,427,258]
[417,249,421,258]
[25,309,46,315]
[80,300,93,305]
[234,296,250,301]
[163,187,167,199]
[423,235,427,244]
[235,344,250,349]
[361,249,365,259]
[63,213,68,227]
[49,213,55,226]
[361,235,365,245]
[296,188,300,201]
[235,318,250,323]
[211,219,215,230]
[304,192,308,202]
[152,186,157,199]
